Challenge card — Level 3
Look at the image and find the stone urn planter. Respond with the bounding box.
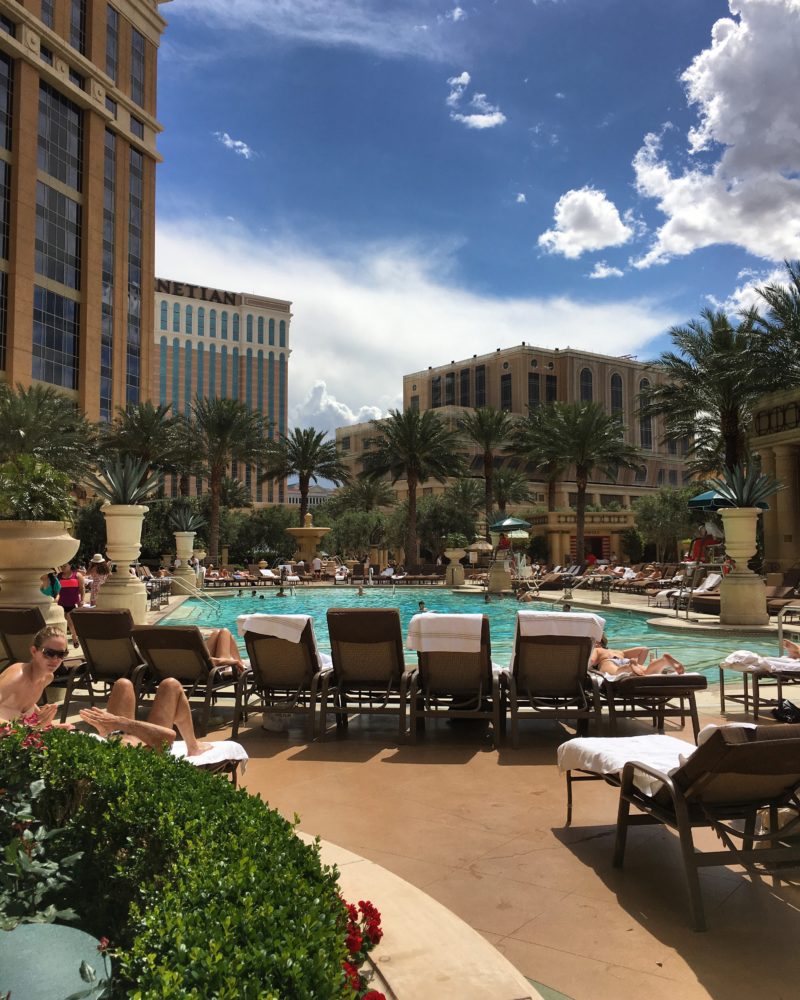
[719,507,768,626]
[0,521,78,626]
[172,530,197,594]
[96,504,149,624]
[443,547,467,588]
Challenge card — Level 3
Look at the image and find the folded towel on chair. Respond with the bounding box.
[557,734,691,795]
[406,612,484,653]
[722,650,800,674]
[237,613,310,643]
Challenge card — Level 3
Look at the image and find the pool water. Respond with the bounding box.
[160,588,783,681]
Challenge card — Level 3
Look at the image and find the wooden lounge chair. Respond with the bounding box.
[131,625,245,738]
[322,608,415,740]
[501,610,604,748]
[613,723,800,930]
[235,614,333,739]
[63,609,147,723]
[406,614,502,747]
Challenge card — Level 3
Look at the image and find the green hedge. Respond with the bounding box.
[0,728,349,998]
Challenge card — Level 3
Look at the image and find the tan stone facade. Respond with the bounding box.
[153,279,292,504]
[751,387,800,571]
[0,0,167,421]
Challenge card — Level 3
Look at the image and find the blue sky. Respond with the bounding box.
[154,0,800,433]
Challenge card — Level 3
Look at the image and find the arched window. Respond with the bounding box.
[221,311,228,339]
[639,378,653,449]
[159,300,168,331]
[232,314,240,341]
[610,373,623,415]
[279,320,286,347]
[257,317,264,344]
[172,302,180,332]
[246,314,253,342]
[209,309,217,338]
[580,367,593,402]
[185,304,192,335]
[197,307,205,336]
[268,318,275,346]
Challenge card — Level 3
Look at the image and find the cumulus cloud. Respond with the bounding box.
[447,73,507,129]
[447,6,466,21]
[706,265,787,314]
[538,187,634,259]
[156,216,678,435]
[632,0,800,267]
[214,132,256,159]
[516,193,527,204]
[589,261,624,279]
[172,0,451,60]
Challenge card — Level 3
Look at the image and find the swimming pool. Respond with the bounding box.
[160,588,783,680]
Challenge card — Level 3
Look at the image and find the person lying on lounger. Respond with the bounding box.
[201,627,248,676]
[589,634,684,676]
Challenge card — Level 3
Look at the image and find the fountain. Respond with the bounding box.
[285,512,332,564]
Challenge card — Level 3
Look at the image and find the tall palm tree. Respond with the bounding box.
[333,478,396,514]
[100,401,176,473]
[0,382,96,476]
[546,402,641,560]
[361,409,465,569]
[192,397,268,563]
[755,260,800,382]
[264,427,349,525]
[458,407,515,538]
[492,467,531,514]
[638,308,773,473]
[170,413,208,498]
[511,407,568,512]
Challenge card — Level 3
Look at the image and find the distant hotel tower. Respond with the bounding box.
[153,278,292,504]
[0,0,168,420]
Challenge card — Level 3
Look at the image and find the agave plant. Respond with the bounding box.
[708,464,783,508]
[86,456,161,505]
[168,503,206,533]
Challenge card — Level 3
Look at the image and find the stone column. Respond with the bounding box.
[773,445,800,570]
[760,447,780,569]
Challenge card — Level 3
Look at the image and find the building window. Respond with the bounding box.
[221,311,228,339]
[172,302,180,332]
[445,371,455,406]
[459,368,470,407]
[580,367,593,402]
[639,378,653,449]
[668,469,678,485]
[246,314,253,342]
[32,285,79,388]
[106,6,119,81]
[126,149,143,404]
[340,435,351,451]
[268,318,275,345]
[68,69,84,90]
[40,46,54,66]
[500,373,512,412]
[0,271,7,370]
[610,373,623,416]
[105,96,117,117]
[410,395,419,411]
[635,465,647,484]
[232,314,240,341]
[100,129,115,421]
[209,308,216,337]
[667,437,677,455]
[528,372,540,410]
[197,306,204,336]
[185,304,192,334]
[0,53,10,153]
[657,469,665,486]
[35,182,82,289]
[257,316,264,344]
[431,375,441,408]
[160,300,167,331]
[546,374,558,402]
[130,116,144,139]
[131,29,145,107]
[475,365,486,406]
[279,320,286,347]
[0,161,10,260]
[69,0,86,54]
[41,0,55,28]
[38,83,83,192]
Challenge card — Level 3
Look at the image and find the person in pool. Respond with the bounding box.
[589,634,685,676]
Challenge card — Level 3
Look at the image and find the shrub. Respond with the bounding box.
[0,726,353,998]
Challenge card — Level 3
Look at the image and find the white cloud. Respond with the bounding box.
[632,0,800,268]
[214,132,256,160]
[156,216,679,436]
[448,6,466,21]
[172,0,451,59]
[554,91,565,99]
[706,265,787,313]
[538,187,634,259]
[447,74,506,129]
[589,261,625,279]
[516,193,527,204]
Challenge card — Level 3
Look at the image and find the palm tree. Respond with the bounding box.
[546,402,641,561]
[170,414,208,497]
[492,466,531,514]
[0,382,96,476]
[191,397,268,563]
[755,260,800,382]
[264,427,349,525]
[638,308,774,473]
[334,478,396,514]
[511,408,568,512]
[459,407,515,538]
[100,401,176,473]
[361,409,465,569]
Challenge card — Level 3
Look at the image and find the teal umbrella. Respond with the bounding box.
[688,490,769,511]
[489,516,532,531]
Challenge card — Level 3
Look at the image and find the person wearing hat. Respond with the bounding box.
[86,554,110,607]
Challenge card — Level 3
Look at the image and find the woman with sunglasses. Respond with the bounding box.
[0,625,71,727]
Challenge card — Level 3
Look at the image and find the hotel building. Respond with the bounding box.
[0,0,167,420]
[153,277,291,504]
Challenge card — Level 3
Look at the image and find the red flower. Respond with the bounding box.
[97,937,110,953]
[342,960,360,992]
[21,733,43,750]
[347,903,359,922]
[361,992,387,1000]
[346,931,363,954]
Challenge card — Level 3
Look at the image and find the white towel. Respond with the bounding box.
[171,739,250,775]
[510,610,605,672]
[237,613,310,642]
[722,649,800,674]
[557,734,692,796]
[406,613,484,653]
[259,569,278,579]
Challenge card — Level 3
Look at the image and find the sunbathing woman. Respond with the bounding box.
[590,634,685,675]
[202,627,248,676]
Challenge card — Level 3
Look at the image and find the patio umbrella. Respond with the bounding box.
[489,516,532,531]
[688,490,769,511]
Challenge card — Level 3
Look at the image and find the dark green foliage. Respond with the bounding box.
[230,505,297,564]
[85,456,161,505]
[527,534,550,563]
[74,501,107,565]
[0,729,348,998]
[620,527,644,564]
[0,456,75,521]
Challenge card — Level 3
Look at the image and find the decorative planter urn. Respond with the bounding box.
[0,520,79,627]
[443,547,467,588]
[172,531,197,594]
[719,507,768,626]
[96,504,149,624]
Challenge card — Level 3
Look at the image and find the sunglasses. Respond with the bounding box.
[41,647,68,660]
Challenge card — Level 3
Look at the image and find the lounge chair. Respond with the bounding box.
[234,613,333,739]
[322,608,415,740]
[718,649,800,719]
[500,611,604,748]
[406,613,502,747]
[591,665,707,741]
[63,609,147,723]
[612,723,800,930]
[131,625,245,738]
